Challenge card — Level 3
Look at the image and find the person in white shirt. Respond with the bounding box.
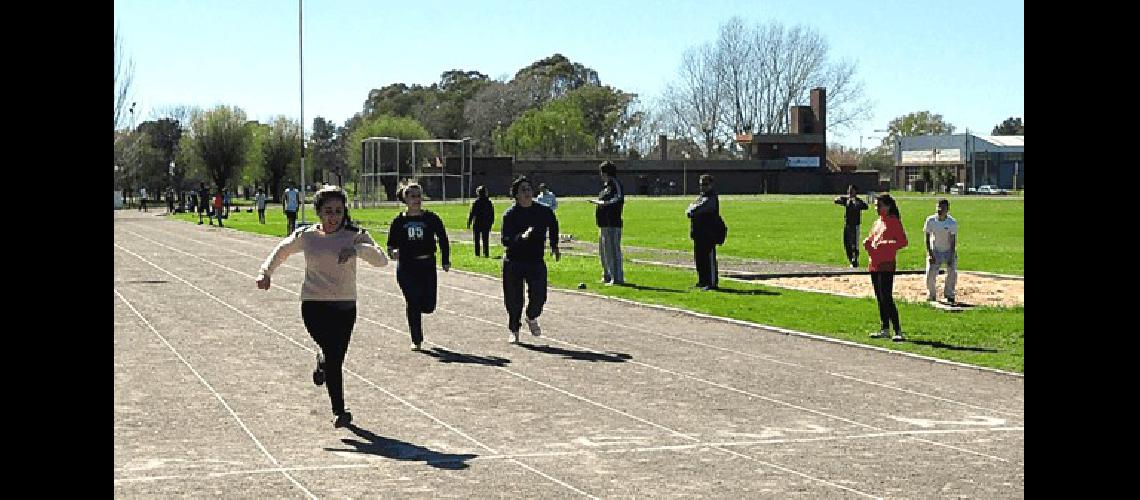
[255,188,268,224]
[535,183,558,212]
[283,184,300,234]
[256,185,388,428]
[923,198,958,304]
[138,186,148,212]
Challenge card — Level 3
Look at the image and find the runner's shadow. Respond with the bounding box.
[517,342,631,362]
[418,347,510,367]
[324,424,478,470]
[709,286,779,296]
[906,339,997,353]
[621,283,686,293]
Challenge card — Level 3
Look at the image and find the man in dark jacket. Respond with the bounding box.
[686,174,720,290]
[466,185,495,257]
[588,161,625,285]
[834,184,869,268]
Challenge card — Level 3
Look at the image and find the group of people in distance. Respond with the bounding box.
[250,161,958,428]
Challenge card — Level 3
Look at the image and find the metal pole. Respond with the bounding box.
[298,0,306,223]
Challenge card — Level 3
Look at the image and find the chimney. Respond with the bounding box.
[810,87,826,135]
[659,134,669,161]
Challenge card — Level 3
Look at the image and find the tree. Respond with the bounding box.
[114,26,136,131]
[886,111,956,140]
[136,119,184,191]
[992,117,1024,135]
[563,85,636,154]
[262,117,301,202]
[662,17,872,155]
[494,99,595,157]
[662,42,725,157]
[188,105,253,192]
[242,121,271,195]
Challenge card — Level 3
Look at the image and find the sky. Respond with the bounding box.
[114,0,1024,150]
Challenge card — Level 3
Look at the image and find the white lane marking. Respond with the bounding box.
[115,243,596,499]
[114,289,317,500]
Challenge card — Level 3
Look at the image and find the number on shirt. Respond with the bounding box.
[407,225,424,240]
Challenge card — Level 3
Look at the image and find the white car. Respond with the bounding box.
[976,185,1008,195]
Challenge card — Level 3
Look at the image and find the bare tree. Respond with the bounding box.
[662,43,725,157]
[662,17,872,152]
[114,26,136,131]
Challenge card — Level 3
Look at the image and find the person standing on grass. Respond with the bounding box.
[283,183,300,235]
[466,185,494,257]
[864,194,909,341]
[834,184,869,268]
[256,185,388,428]
[255,188,268,224]
[197,182,210,225]
[535,182,558,212]
[686,174,721,290]
[212,189,225,227]
[923,198,958,304]
[501,176,560,344]
[588,161,625,285]
[387,182,451,351]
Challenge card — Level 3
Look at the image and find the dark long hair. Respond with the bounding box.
[313,185,355,230]
[876,194,901,220]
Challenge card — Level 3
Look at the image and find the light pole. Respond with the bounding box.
[298,0,307,224]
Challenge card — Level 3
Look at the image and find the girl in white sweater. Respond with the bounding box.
[256,185,388,428]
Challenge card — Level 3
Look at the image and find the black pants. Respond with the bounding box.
[301,300,357,415]
[870,271,901,332]
[502,259,547,332]
[473,227,490,257]
[257,208,266,224]
[843,224,860,266]
[693,239,718,287]
[396,257,438,345]
[285,210,297,234]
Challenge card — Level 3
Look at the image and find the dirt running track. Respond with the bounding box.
[114,210,1023,498]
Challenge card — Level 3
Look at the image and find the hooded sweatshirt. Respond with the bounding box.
[864,214,908,272]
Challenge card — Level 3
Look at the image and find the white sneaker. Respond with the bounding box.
[892,332,906,342]
[869,329,888,339]
[509,331,520,343]
[526,318,542,337]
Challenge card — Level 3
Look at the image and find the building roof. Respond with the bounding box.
[978,135,1023,147]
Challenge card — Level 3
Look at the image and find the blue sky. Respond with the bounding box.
[114,0,1023,149]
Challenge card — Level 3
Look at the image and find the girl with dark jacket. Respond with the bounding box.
[388,182,451,350]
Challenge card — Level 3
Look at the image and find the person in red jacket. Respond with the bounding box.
[863,194,908,341]
[212,190,225,227]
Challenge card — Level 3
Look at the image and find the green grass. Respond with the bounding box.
[310,195,1023,275]
[171,196,1023,373]
[446,244,1022,373]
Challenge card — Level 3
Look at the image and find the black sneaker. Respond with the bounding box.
[333,411,352,428]
[312,352,326,386]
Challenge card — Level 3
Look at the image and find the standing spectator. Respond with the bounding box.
[833,185,869,268]
[466,185,494,257]
[535,183,558,212]
[587,161,625,285]
[212,190,225,227]
[923,198,958,304]
[501,176,560,343]
[197,182,210,225]
[165,187,175,214]
[138,186,148,212]
[223,189,232,218]
[255,185,389,428]
[387,182,451,351]
[283,184,300,234]
[255,188,268,224]
[864,194,909,341]
[686,174,722,290]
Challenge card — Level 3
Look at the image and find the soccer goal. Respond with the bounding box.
[357,137,473,207]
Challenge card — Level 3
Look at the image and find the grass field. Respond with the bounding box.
[169,194,1023,372]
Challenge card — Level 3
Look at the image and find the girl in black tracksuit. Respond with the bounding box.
[467,185,494,257]
[387,183,451,350]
